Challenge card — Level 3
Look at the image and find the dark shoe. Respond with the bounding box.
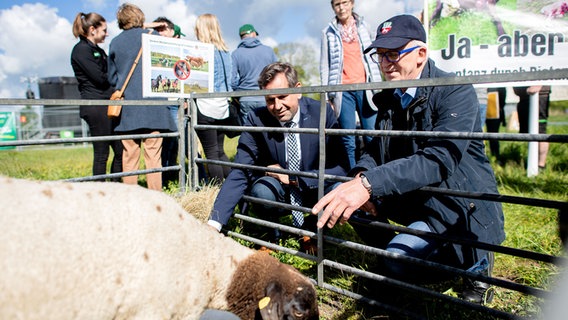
[461,252,495,305]
[272,228,282,243]
[462,279,495,304]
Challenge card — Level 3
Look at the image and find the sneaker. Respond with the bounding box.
[461,252,495,305]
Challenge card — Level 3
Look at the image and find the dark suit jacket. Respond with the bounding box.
[209,97,349,226]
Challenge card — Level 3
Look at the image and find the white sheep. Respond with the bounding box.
[0,176,318,320]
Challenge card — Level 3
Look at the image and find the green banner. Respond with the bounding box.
[0,111,17,150]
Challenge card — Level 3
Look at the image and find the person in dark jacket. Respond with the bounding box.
[108,3,177,191]
[71,12,122,180]
[208,62,349,235]
[312,14,505,305]
[231,24,277,123]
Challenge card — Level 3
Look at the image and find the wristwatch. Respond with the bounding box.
[359,173,372,195]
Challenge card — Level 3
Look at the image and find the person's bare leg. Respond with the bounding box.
[539,141,549,168]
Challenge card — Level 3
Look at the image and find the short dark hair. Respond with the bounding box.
[258,62,298,89]
[153,16,174,30]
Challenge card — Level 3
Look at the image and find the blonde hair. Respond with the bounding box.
[72,12,105,38]
[194,14,229,52]
[116,3,145,30]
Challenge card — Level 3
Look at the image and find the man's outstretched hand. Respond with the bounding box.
[311,177,374,229]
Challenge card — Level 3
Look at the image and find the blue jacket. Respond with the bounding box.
[231,37,277,102]
[354,59,505,266]
[209,97,349,226]
[214,49,232,92]
[108,28,176,133]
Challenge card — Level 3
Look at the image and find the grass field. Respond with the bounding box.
[0,106,567,319]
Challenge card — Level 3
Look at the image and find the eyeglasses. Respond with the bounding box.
[370,45,421,64]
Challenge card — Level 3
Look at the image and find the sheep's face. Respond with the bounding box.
[227,251,319,320]
[257,282,318,320]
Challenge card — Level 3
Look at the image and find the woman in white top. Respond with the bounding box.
[194,13,233,183]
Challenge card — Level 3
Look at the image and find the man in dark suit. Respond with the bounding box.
[207,62,349,234]
[312,15,504,304]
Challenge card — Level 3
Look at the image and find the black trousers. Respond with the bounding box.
[80,105,123,179]
[196,109,231,183]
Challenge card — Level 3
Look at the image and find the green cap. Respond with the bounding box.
[173,24,185,37]
[239,24,258,36]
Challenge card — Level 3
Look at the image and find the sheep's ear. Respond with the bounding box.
[258,282,283,320]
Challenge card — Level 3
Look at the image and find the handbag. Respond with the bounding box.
[108,45,143,118]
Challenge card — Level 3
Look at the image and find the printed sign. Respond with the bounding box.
[142,34,214,98]
[0,111,17,150]
[426,0,568,86]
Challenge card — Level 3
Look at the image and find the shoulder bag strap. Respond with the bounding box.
[217,50,229,92]
[118,30,150,95]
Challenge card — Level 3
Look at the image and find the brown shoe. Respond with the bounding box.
[300,236,317,254]
[258,246,274,254]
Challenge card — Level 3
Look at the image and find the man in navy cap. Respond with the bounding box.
[312,14,505,305]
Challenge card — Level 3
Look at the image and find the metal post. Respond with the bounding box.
[188,96,199,190]
[177,98,187,192]
[317,92,327,288]
[527,93,539,177]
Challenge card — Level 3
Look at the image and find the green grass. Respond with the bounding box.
[428,0,520,50]
[0,108,567,319]
[0,146,92,180]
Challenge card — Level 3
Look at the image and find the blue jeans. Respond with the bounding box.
[384,221,440,279]
[238,100,265,125]
[338,91,377,168]
[479,103,487,130]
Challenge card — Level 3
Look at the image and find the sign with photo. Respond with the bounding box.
[0,111,17,150]
[142,34,214,98]
[425,0,568,86]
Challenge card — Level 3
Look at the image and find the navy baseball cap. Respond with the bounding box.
[364,14,427,53]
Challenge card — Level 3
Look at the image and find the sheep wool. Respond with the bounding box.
[0,176,318,320]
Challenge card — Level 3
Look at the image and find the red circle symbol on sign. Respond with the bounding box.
[174,60,191,80]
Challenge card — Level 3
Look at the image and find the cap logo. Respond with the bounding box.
[380,22,392,34]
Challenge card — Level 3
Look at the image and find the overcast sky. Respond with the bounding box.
[0,0,423,99]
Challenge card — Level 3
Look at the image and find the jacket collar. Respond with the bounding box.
[331,12,362,29]
[373,58,437,111]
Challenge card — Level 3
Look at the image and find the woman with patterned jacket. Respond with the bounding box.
[320,0,382,169]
